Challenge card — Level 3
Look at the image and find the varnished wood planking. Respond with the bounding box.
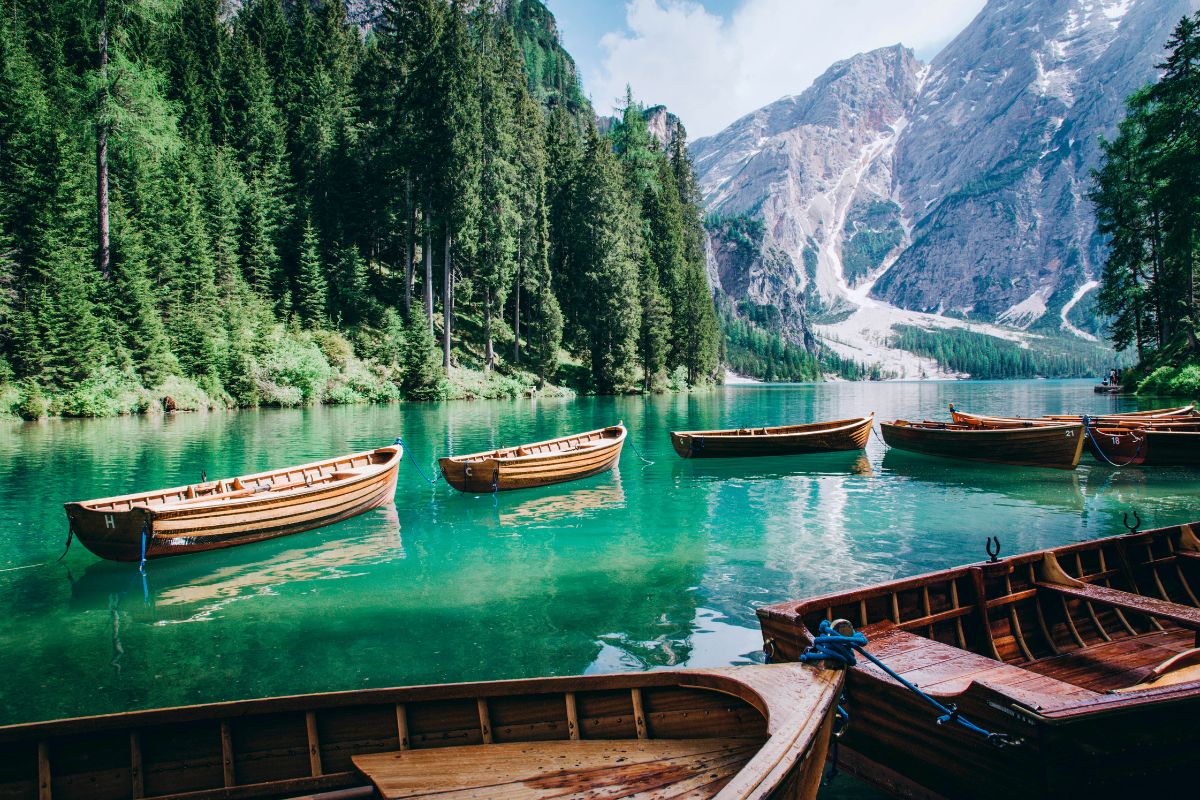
[880,420,1084,469]
[0,664,840,800]
[65,445,401,561]
[439,425,625,493]
[757,520,1200,800]
[670,415,873,459]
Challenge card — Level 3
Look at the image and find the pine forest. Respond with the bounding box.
[0,0,721,418]
[1093,12,1200,394]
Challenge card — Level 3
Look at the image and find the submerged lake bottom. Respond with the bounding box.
[1,380,1195,796]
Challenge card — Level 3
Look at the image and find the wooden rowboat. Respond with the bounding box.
[0,663,843,800]
[1085,426,1200,466]
[880,419,1084,469]
[670,415,873,459]
[64,444,402,562]
[439,424,625,493]
[757,521,1200,800]
[950,404,1199,428]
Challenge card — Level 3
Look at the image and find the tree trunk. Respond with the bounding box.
[484,286,494,371]
[513,258,521,365]
[404,177,413,316]
[423,217,433,335]
[96,0,110,279]
[443,232,452,371]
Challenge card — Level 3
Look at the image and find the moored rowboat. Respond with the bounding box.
[439,424,625,493]
[1085,426,1200,466]
[950,403,1200,428]
[64,444,402,562]
[0,663,843,800]
[671,415,874,459]
[880,419,1084,469]
[757,521,1200,800]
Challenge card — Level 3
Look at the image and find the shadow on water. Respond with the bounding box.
[880,449,1085,511]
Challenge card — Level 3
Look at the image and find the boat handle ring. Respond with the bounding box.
[762,638,776,662]
[1123,511,1141,534]
[985,536,1001,563]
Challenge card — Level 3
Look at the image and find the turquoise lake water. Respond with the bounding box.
[0,379,1195,793]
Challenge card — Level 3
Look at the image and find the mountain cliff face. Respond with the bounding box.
[694,0,1200,356]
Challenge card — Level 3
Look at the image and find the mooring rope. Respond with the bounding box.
[396,436,441,485]
[798,619,1019,748]
[1081,416,1144,468]
[624,430,655,465]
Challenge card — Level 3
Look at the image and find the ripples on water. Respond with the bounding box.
[0,380,1195,742]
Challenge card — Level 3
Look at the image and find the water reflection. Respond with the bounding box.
[497,474,626,527]
[880,450,1086,511]
[671,450,873,482]
[70,505,403,620]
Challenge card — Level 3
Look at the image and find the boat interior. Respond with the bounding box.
[455,426,624,462]
[81,450,396,513]
[0,674,776,800]
[789,524,1200,701]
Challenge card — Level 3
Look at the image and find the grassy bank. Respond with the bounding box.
[0,323,574,421]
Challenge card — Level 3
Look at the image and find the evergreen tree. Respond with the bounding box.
[401,309,445,399]
[565,125,639,393]
[297,219,327,328]
[429,0,481,370]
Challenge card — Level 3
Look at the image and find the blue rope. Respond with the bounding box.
[396,437,440,485]
[624,429,654,465]
[1081,416,1144,467]
[799,620,1017,748]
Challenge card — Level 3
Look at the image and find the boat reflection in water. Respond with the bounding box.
[673,450,873,483]
[69,503,403,620]
[496,472,626,527]
[881,449,1085,510]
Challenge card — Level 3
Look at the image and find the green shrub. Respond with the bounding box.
[1137,365,1177,395]
[15,380,47,420]
[58,368,149,417]
[254,331,333,405]
[151,376,217,411]
[1168,365,1200,396]
[312,329,355,368]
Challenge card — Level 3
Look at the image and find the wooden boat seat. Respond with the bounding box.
[352,738,760,800]
[1035,581,1200,631]
[860,625,1095,701]
[1114,648,1200,693]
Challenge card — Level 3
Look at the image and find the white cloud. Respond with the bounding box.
[588,0,986,138]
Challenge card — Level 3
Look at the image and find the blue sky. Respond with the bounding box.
[543,0,985,138]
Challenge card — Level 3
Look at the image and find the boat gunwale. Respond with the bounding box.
[0,663,817,743]
[66,445,402,516]
[671,414,873,440]
[440,424,626,466]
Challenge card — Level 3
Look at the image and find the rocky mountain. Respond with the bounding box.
[693,0,1200,369]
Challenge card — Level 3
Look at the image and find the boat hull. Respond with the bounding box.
[881,421,1084,469]
[1087,427,1200,466]
[671,416,873,459]
[0,664,841,800]
[439,426,625,493]
[757,522,1200,800]
[65,447,401,561]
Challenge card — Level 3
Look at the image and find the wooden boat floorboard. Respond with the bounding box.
[354,738,760,800]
